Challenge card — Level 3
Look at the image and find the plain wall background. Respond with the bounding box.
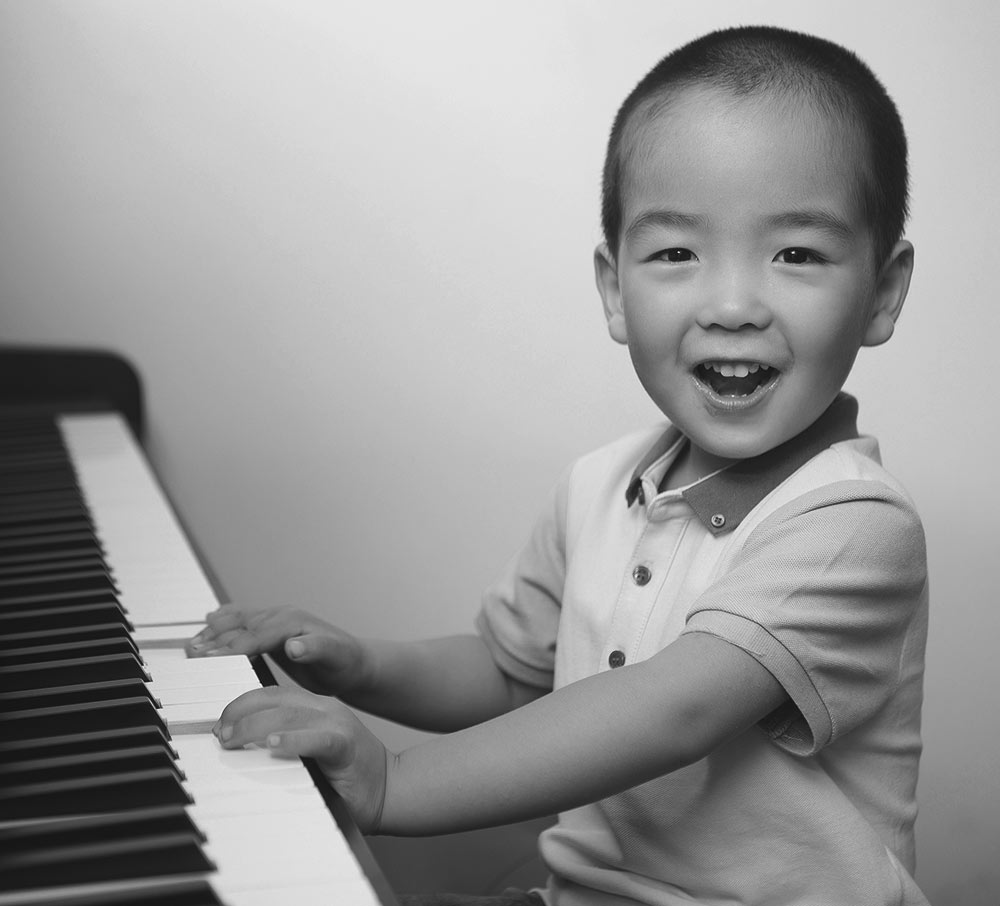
[2,2,998,902]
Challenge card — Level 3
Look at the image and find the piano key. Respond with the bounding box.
[0,555,109,579]
[0,637,139,666]
[0,653,150,690]
[0,805,203,853]
[0,768,193,820]
[132,624,208,649]
[0,726,175,765]
[0,412,392,906]
[0,570,116,601]
[0,622,137,651]
[0,831,214,890]
[0,877,224,906]
[0,696,167,740]
[0,601,131,635]
[58,416,218,627]
[0,745,183,789]
[0,678,157,712]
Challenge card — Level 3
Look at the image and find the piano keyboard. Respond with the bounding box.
[0,412,391,906]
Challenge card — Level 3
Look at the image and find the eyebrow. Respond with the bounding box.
[623,208,857,245]
[764,210,856,243]
[623,210,707,243]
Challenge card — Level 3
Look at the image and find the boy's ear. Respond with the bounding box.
[595,243,629,345]
[863,240,914,347]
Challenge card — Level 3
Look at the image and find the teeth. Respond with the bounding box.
[705,361,770,375]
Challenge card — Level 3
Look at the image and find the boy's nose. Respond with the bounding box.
[697,270,772,331]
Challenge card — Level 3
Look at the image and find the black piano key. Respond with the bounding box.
[0,494,88,517]
[0,695,165,739]
[0,677,157,712]
[0,506,92,528]
[0,518,96,541]
[0,530,104,557]
[0,474,79,495]
[0,545,107,570]
[0,588,121,611]
[0,767,193,820]
[0,600,131,634]
[0,619,134,650]
[0,570,118,602]
[0,726,175,764]
[0,553,109,578]
[0,652,149,690]
[0,636,139,666]
[0,878,224,906]
[0,744,182,788]
[0,805,203,855]
[0,830,213,889]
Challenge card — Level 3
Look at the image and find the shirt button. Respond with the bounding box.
[632,565,652,586]
[608,649,626,668]
[711,513,726,529]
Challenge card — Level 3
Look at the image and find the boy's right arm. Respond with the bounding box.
[186,604,544,732]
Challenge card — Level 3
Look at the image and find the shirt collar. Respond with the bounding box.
[624,393,860,535]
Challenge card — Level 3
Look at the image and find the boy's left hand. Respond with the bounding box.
[213,686,391,834]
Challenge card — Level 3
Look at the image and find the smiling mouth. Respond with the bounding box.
[694,361,779,398]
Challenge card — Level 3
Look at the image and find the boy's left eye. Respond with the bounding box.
[775,247,822,265]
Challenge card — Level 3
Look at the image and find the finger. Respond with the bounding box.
[283,631,348,664]
[215,686,321,741]
[204,604,258,632]
[263,726,352,764]
[219,704,328,748]
[188,610,255,655]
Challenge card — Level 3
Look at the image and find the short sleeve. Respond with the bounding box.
[475,471,570,691]
[683,479,927,756]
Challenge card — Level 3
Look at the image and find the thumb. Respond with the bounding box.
[284,631,349,665]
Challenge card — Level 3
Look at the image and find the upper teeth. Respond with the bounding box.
[706,362,770,378]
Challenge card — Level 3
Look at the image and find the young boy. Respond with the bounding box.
[189,26,928,906]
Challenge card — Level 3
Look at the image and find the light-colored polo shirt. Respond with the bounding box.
[477,395,929,906]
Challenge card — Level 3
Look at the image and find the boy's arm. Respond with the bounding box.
[215,629,787,835]
[187,605,544,731]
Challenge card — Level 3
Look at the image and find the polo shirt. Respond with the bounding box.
[477,395,929,906]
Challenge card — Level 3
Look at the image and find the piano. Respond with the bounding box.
[0,348,398,905]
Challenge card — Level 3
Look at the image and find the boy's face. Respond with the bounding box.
[597,86,912,473]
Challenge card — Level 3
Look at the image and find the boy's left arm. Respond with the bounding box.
[215,630,787,835]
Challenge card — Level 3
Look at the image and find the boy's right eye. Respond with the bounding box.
[654,248,696,263]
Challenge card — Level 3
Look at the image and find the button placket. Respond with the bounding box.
[603,510,689,674]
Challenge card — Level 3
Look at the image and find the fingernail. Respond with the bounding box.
[267,734,281,748]
[287,638,305,658]
[220,724,233,742]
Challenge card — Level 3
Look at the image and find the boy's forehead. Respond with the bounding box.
[620,85,871,229]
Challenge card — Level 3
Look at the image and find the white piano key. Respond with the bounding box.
[143,650,261,684]
[133,622,208,647]
[58,413,219,626]
[156,681,260,706]
[202,809,368,886]
[215,879,381,906]
[45,412,390,906]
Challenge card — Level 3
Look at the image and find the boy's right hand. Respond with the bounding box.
[185,604,371,697]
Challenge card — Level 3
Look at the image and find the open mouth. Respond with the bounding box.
[694,361,779,398]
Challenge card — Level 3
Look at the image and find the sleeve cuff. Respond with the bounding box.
[475,611,555,691]
[684,609,833,756]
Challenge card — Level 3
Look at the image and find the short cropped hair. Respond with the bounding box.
[601,26,909,266]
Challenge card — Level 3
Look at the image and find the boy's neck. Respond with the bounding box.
[660,440,734,492]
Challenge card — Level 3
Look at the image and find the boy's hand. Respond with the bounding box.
[186,604,371,697]
[214,685,391,834]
